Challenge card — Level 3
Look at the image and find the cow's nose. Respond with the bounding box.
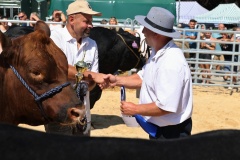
[68,106,86,122]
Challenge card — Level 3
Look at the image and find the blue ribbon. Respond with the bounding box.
[120,86,126,101]
[134,114,158,138]
[120,86,158,137]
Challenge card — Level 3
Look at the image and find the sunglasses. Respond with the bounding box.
[18,15,24,19]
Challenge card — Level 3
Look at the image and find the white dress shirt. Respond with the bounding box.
[137,40,193,127]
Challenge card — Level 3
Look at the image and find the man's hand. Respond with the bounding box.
[30,14,40,21]
[98,74,117,89]
[68,65,77,83]
[120,101,137,116]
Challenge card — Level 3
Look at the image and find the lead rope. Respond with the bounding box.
[117,34,140,68]
[75,49,88,129]
[75,81,88,130]
[139,38,151,60]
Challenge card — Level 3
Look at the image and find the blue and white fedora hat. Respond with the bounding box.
[135,7,180,38]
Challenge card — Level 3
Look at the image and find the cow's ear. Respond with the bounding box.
[0,31,12,53]
[34,20,51,37]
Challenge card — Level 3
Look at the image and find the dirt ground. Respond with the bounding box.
[19,86,240,139]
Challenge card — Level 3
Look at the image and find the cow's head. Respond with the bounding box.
[0,21,85,126]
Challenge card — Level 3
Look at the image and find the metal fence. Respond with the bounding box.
[0,19,239,94]
[0,18,139,30]
[174,27,240,94]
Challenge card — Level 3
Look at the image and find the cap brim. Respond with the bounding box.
[135,15,180,38]
[82,11,102,16]
[67,10,102,16]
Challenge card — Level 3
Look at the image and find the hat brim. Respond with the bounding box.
[68,11,102,16]
[81,11,102,16]
[135,15,180,38]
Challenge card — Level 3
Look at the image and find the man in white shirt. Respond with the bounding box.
[101,7,193,140]
[44,0,102,136]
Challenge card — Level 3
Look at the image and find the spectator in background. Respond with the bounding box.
[217,32,235,82]
[199,24,206,39]
[109,17,117,25]
[100,19,107,25]
[182,19,198,58]
[18,11,29,26]
[108,17,123,32]
[0,16,10,33]
[200,29,216,84]
[49,10,66,31]
[212,23,226,38]
[99,19,108,28]
[29,12,40,27]
[223,26,240,84]
[182,19,198,73]
[184,19,197,48]
[212,23,226,71]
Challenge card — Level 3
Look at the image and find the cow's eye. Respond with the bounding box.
[30,71,44,83]
[33,71,40,76]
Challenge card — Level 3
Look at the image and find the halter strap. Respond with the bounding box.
[10,65,70,121]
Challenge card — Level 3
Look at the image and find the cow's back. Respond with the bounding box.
[0,123,240,160]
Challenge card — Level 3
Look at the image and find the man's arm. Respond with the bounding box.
[121,101,171,116]
[101,73,142,89]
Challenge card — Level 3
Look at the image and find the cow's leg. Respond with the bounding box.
[89,85,102,109]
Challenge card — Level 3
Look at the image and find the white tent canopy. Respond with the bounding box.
[195,3,240,24]
[176,1,209,24]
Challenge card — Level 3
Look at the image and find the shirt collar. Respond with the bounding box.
[63,26,72,42]
[152,40,174,59]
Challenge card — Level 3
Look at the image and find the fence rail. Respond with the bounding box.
[0,19,239,94]
[174,27,240,94]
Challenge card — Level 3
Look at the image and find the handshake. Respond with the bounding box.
[88,72,118,90]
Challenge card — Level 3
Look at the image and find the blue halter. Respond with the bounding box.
[10,65,70,121]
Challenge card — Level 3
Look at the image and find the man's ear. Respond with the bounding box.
[68,15,75,23]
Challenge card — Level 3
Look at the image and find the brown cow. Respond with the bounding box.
[0,21,85,126]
